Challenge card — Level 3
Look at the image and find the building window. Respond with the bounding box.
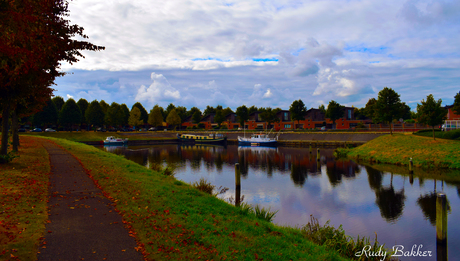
[348,110,352,120]
[284,124,291,128]
[284,112,288,121]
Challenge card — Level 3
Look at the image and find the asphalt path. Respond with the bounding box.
[37,141,143,261]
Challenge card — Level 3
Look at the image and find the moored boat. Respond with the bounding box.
[177,133,227,145]
[238,133,278,147]
[103,136,128,145]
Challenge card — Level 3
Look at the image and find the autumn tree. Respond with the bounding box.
[364,98,377,122]
[129,107,144,129]
[120,104,130,127]
[105,102,122,127]
[214,109,225,128]
[236,105,249,128]
[187,107,201,118]
[0,0,104,157]
[85,100,105,129]
[192,111,202,124]
[175,106,188,123]
[52,96,65,112]
[203,105,216,116]
[325,100,344,129]
[32,99,58,129]
[318,104,326,114]
[374,87,404,135]
[148,105,164,128]
[166,109,181,130]
[248,105,258,115]
[417,94,447,140]
[59,98,82,131]
[132,102,148,126]
[259,107,280,129]
[290,99,307,129]
[77,98,89,126]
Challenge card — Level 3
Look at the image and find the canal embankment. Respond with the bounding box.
[81,131,387,147]
[338,134,460,169]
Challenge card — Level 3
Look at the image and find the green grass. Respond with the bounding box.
[39,136,351,260]
[338,134,460,169]
[0,136,50,260]
[414,129,460,140]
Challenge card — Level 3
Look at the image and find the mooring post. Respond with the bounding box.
[409,158,413,174]
[309,144,312,154]
[235,163,241,207]
[317,148,320,161]
[436,193,447,261]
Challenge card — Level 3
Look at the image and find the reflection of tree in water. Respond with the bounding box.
[366,166,384,191]
[290,162,309,186]
[417,192,451,226]
[375,175,406,222]
[325,159,360,187]
[215,153,223,172]
[238,153,249,178]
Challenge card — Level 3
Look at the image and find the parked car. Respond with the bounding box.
[148,127,156,131]
[45,128,56,132]
[96,127,107,132]
[31,128,42,132]
[18,128,26,132]
[108,128,117,132]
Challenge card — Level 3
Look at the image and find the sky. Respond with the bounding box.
[55,0,460,112]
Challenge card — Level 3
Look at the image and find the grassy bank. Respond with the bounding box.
[338,134,460,169]
[413,129,460,140]
[44,137,352,260]
[0,137,50,260]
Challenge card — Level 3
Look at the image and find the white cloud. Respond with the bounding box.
[66,94,74,100]
[135,73,181,107]
[52,0,460,110]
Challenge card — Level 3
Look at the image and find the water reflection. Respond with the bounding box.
[98,144,460,261]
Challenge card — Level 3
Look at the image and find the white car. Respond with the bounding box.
[45,128,56,132]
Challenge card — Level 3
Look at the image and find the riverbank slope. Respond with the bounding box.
[1,136,353,260]
[340,134,460,169]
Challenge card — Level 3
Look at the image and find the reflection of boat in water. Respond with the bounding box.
[177,133,227,145]
[103,136,128,145]
[238,133,278,147]
[237,146,278,153]
[103,145,127,153]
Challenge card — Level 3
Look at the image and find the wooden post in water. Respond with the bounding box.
[317,148,320,161]
[436,193,447,261]
[235,163,241,207]
[309,144,312,154]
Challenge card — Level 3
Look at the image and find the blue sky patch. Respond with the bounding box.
[345,45,388,54]
[252,58,279,62]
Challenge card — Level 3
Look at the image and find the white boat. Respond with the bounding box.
[237,133,278,147]
[103,136,128,145]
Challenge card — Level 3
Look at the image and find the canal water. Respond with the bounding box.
[100,144,460,261]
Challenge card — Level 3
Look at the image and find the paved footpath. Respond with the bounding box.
[37,141,143,261]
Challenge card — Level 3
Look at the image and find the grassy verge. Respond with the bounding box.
[337,134,460,169]
[42,136,352,260]
[20,131,174,142]
[0,136,50,260]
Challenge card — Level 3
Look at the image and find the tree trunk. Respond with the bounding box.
[390,122,393,135]
[12,109,19,152]
[432,126,435,140]
[1,103,11,156]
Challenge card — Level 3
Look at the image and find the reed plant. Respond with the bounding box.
[302,215,394,260]
[253,205,278,222]
[191,178,229,196]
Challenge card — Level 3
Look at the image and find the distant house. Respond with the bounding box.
[445,105,460,120]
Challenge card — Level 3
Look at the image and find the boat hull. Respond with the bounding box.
[179,137,227,145]
[103,141,127,145]
[238,140,277,147]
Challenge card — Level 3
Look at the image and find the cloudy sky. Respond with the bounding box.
[55,0,460,112]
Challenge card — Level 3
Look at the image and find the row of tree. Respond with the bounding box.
[27,87,449,139]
